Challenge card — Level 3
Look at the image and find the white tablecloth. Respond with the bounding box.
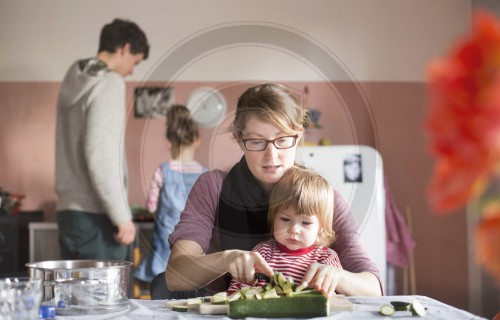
[55,295,486,320]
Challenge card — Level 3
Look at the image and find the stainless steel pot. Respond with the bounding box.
[26,260,132,315]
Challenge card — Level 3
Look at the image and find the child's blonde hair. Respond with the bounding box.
[268,166,335,247]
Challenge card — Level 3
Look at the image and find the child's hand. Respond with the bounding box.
[226,250,274,284]
[299,263,342,297]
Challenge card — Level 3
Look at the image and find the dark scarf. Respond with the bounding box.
[218,157,273,251]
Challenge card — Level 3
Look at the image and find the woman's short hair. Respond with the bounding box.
[230,83,309,137]
[268,166,335,247]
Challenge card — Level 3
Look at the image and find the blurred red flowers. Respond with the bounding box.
[427,11,500,213]
[426,11,500,283]
[476,206,500,283]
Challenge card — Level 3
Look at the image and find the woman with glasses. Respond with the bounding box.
[166,83,382,296]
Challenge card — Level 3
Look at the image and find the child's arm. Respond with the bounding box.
[297,247,379,297]
[323,248,343,269]
[300,262,380,297]
[146,166,163,213]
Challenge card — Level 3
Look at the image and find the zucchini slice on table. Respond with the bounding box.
[379,305,395,316]
[228,293,328,318]
[410,300,427,317]
[172,305,189,312]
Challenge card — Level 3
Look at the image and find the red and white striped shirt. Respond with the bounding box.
[227,239,342,294]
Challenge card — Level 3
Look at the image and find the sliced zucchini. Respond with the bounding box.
[239,286,251,294]
[187,297,203,305]
[282,282,294,294]
[165,299,187,309]
[274,285,283,294]
[379,305,395,316]
[262,288,280,299]
[244,288,259,300]
[228,291,242,302]
[211,291,228,304]
[253,286,264,293]
[390,301,410,311]
[213,291,228,298]
[172,305,189,312]
[410,300,426,317]
[277,272,287,288]
[295,282,308,292]
[286,289,315,297]
[273,270,280,285]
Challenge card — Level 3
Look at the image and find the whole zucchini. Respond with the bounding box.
[228,293,328,318]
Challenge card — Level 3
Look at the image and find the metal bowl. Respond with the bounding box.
[26,260,132,315]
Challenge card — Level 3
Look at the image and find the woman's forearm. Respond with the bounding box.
[166,240,274,291]
[166,240,229,291]
[336,270,382,296]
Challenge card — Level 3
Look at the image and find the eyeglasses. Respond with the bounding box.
[241,135,299,151]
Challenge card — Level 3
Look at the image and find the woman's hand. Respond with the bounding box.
[226,250,274,284]
[299,263,342,297]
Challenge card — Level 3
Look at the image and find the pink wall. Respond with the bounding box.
[0,81,468,310]
[0,83,59,216]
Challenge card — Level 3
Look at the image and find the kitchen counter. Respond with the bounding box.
[54,295,486,319]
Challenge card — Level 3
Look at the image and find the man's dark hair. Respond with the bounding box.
[98,18,149,59]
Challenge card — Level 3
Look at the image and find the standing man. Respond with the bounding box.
[55,19,150,260]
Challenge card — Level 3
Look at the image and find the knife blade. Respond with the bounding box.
[254,272,272,283]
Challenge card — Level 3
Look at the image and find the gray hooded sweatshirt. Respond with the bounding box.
[55,59,131,226]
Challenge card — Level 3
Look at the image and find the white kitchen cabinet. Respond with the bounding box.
[28,222,154,263]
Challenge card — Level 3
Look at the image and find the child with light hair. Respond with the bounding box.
[228,165,342,295]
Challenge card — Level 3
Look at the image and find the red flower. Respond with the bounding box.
[426,11,500,213]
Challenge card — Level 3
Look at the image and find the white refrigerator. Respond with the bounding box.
[296,145,386,288]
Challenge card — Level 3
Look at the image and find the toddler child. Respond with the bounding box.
[227,165,342,294]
